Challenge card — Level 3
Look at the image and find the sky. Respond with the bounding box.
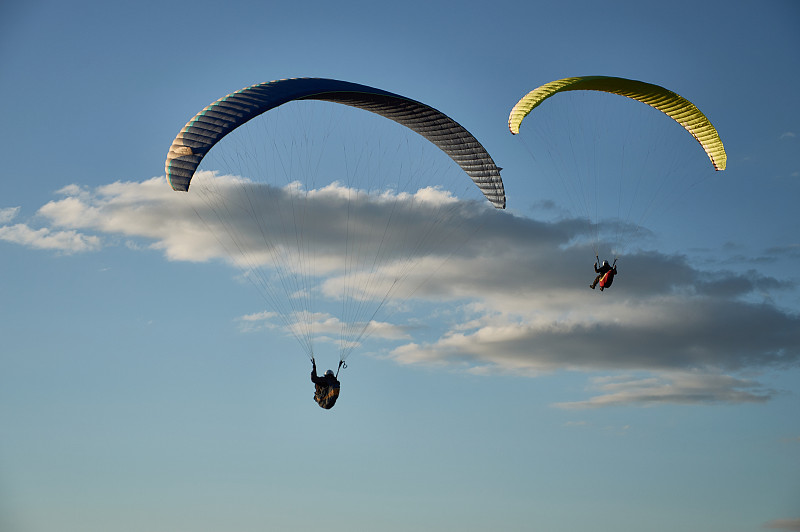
[1,1,799,531]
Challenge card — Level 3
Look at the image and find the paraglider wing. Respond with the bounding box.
[166,78,505,208]
[508,76,727,171]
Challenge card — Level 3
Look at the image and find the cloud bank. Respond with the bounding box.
[764,518,800,531]
[2,174,798,407]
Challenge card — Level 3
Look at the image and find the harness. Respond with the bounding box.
[312,358,344,409]
[314,382,341,409]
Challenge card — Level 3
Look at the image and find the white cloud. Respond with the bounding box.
[237,310,281,333]
[552,371,772,408]
[0,206,20,223]
[7,173,800,407]
[0,223,101,253]
[238,309,413,345]
[240,310,280,322]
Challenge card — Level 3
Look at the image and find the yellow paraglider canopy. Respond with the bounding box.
[508,76,726,171]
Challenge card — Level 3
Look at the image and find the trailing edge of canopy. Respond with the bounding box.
[508,76,726,171]
[166,78,506,209]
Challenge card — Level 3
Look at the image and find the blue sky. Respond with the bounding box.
[1,1,799,531]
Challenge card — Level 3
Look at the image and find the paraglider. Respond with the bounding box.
[165,78,505,408]
[590,258,617,291]
[310,358,341,410]
[508,76,727,288]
